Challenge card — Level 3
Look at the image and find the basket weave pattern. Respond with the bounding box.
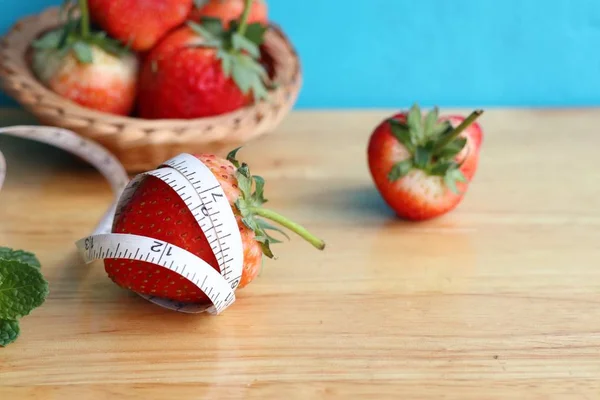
[0,7,302,172]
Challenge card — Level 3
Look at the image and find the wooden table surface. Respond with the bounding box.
[0,108,599,399]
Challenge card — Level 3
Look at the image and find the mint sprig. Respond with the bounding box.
[0,247,48,347]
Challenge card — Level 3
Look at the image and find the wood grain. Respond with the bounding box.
[0,108,599,399]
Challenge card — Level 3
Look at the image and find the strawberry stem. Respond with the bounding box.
[237,0,254,37]
[78,0,90,38]
[252,207,326,250]
[433,109,484,153]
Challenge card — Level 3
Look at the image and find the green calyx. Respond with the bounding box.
[226,148,325,259]
[187,0,271,101]
[387,103,484,194]
[31,0,129,64]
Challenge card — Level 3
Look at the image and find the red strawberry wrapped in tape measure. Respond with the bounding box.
[103,148,325,306]
[367,104,484,221]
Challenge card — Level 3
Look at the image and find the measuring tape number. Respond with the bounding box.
[0,126,244,315]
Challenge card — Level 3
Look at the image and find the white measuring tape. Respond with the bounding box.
[0,126,244,315]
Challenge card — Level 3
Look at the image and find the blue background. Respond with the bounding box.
[1,0,599,109]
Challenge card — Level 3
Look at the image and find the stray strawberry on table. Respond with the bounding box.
[367,104,484,221]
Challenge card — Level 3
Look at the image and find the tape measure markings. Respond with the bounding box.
[161,153,244,289]
[76,233,235,315]
[1,126,244,314]
[103,161,243,309]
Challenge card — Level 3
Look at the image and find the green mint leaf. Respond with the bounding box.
[0,319,20,347]
[389,120,414,151]
[232,32,260,58]
[72,41,93,63]
[387,159,413,181]
[0,259,49,320]
[194,0,210,7]
[407,103,424,140]
[423,107,439,138]
[200,16,225,37]
[436,137,467,159]
[245,23,268,45]
[414,146,432,169]
[0,248,41,269]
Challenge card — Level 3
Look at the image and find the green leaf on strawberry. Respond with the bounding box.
[386,104,483,194]
[0,247,48,347]
[186,0,271,101]
[227,148,325,258]
[388,159,413,181]
[33,0,130,64]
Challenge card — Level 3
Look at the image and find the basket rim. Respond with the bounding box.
[0,5,302,127]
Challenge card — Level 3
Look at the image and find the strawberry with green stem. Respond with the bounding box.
[137,0,273,119]
[191,0,268,28]
[31,0,138,116]
[105,148,325,304]
[367,104,484,221]
[87,0,194,52]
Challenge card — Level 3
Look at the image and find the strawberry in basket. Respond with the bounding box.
[87,0,194,52]
[30,0,138,116]
[137,0,272,119]
[191,0,268,27]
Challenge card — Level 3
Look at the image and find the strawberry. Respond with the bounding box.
[191,0,268,27]
[30,1,138,116]
[104,149,325,304]
[87,0,194,52]
[137,0,271,119]
[367,104,484,221]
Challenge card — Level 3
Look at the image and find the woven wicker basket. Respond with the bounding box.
[0,6,302,172]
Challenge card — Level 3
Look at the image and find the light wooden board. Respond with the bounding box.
[0,108,599,399]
